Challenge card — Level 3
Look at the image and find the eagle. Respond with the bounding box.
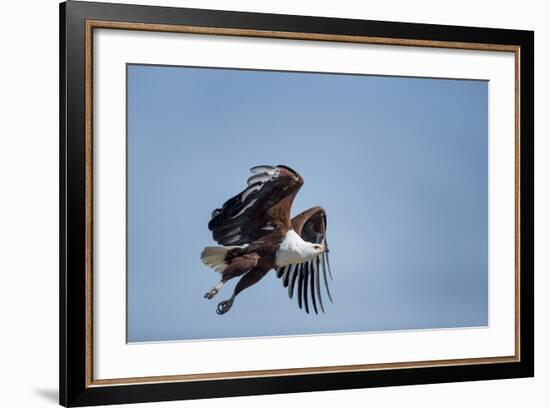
[201,165,333,315]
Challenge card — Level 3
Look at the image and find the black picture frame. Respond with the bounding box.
[60,1,534,406]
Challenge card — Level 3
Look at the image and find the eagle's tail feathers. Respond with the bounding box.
[201,246,241,273]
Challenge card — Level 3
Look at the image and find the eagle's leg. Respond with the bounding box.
[205,255,258,303]
[204,280,225,299]
[216,268,269,315]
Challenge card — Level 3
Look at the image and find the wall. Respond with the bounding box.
[0,0,546,407]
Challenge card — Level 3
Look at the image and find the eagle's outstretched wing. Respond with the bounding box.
[208,165,303,246]
[277,207,333,314]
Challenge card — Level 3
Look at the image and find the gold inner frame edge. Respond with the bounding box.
[84,20,521,388]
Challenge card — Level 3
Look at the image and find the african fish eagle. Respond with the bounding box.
[201,165,333,315]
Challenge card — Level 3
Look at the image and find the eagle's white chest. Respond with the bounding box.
[275,230,314,267]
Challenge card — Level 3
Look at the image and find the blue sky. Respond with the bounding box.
[127,64,488,342]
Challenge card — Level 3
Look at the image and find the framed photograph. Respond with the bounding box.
[60,1,534,406]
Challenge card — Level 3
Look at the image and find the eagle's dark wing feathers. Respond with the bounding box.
[277,207,333,314]
[208,165,303,246]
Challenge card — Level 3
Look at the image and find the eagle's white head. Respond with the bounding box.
[276,230,328,267]
[306,243,327,258]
